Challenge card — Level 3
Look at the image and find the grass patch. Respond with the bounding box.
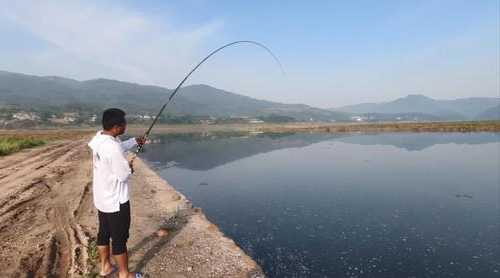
[82,239,99,278]
[87,239,98,262]
[0,137,46,156]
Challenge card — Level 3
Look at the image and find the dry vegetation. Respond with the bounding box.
[0,129,95,141]
[127,121,500,135]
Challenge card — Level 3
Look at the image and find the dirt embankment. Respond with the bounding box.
[125,121,500,134]
[0,140,264,277]
[2,121,499,136]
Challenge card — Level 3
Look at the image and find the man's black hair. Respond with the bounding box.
[102,108,126,130]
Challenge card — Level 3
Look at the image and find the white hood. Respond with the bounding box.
[88,130,109,153]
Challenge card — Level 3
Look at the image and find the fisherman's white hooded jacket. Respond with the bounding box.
[88,131,137,213]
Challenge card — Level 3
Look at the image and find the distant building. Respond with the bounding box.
[351,116,365,122]
[63,112,78,123]
[12,112,40,121]
[130,114,152,120]
[48,112,79,124]
[248,119,264,124]
[230,115,249,119]
[197,116,216,124]
[200,120,214,124]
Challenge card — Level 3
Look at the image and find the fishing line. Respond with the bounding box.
[136,40,284,153]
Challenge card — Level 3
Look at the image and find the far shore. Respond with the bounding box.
[0,121,499,140]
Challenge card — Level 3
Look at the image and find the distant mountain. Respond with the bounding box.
[0,70,348,121]
[332,94,500,120]
[476,104,500,120]
[439,98,500,119]
[2,70,497,123]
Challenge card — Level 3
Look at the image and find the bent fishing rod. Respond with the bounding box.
[136,40,284,153]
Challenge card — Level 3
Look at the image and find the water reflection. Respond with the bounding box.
[139,132,500,277]
[142,132,335,170]
[142,132,499,170]
[336,132,500,151]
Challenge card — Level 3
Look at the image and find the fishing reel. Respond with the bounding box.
[136,145,145,153]
[135,136,148,153]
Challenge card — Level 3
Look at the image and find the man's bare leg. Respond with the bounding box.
[114,251,137,278]
[97,245,114,275]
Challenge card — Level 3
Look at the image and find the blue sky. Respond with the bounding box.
[0,0,498,107]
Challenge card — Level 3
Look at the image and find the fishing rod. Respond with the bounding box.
[136,40,284,153]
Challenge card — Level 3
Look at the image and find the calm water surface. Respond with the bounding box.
[140,132,500,278]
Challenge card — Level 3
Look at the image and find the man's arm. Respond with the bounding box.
[109,144,132,182]
[121,138,138,152]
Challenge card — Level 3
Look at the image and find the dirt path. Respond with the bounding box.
[0,140,263,277]
[0,140,93,277]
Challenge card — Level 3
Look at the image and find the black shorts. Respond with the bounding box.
[97,201,131,255]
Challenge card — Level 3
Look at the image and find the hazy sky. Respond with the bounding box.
[0,0,498,107]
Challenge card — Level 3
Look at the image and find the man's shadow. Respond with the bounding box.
[128,208,194,274]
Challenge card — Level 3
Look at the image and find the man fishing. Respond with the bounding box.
[88,108,146,278]
[84,41,280,278]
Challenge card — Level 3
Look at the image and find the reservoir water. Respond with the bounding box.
[140,132,500,277]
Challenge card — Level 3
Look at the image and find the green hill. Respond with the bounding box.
[0,70,348,122]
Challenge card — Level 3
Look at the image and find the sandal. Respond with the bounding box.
[99,265,117,277]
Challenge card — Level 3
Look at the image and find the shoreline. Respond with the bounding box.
[131,121,500,134]
[1,121,499,137]
[0,139,264,277]
[127,157,264,277]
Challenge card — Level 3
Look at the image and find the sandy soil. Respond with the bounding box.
[0,140,264,277]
